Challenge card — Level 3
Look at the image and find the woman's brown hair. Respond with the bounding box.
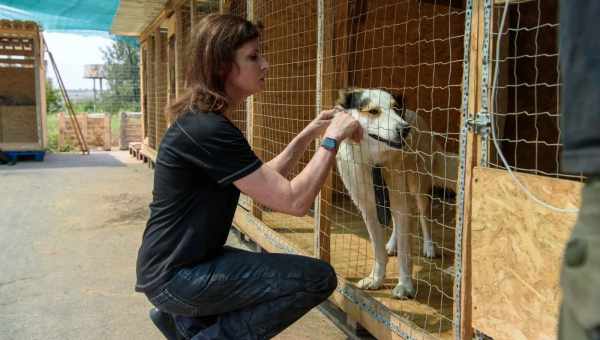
[167,14,262,118]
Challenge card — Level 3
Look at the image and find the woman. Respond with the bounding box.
[136,14,362,340]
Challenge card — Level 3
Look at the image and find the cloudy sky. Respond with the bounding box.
[43,32,113,90]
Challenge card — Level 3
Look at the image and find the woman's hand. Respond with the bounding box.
[304,108,337,140]
[324,110,363,143]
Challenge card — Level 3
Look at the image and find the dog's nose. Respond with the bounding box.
[396,124,411,140]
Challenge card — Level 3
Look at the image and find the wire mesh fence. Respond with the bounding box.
[319,1,464,337]
[487,0,580,181]
[224,1,466,338]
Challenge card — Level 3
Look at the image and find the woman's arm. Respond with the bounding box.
[235,111,361,216]
[265,109,336,177]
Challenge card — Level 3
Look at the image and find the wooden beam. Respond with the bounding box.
[140,42,147,142]
[456,0,485,338]
[494,0,536,4]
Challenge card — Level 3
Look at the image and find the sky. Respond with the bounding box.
[43,32,113,90]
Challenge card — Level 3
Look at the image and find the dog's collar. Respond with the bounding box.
[367,126,411,150]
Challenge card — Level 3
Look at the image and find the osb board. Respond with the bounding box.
[471,167,581,340]
[0,67,36,104]
[333,0,465,154]
[0,105,38,143]
[233,209,446,340]
[258,199,456,339]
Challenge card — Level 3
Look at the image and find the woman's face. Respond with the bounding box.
[225,38,268,104]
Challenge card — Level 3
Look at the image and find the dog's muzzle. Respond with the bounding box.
[367,125,411,150]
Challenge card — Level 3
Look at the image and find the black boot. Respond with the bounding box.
[149,308,181,340]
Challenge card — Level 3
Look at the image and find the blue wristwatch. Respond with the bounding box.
[321,137,338,152]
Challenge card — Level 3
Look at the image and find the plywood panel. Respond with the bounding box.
[471,167,581,340]
[0,105,37,143]
[0,67,36,104]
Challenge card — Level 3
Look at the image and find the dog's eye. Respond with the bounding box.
[368,109,380,115]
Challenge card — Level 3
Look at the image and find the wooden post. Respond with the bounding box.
[32,26,43,149]
[456,0,486,338]
[58,112,65,149]
[315,0,350,262]
[140,43,147,143]
[175,7,185,98]
[154,27,168,148]
[190,0,196,30]
[80,113,88,145]
[38,32,47,149]
[104,113,112,151]
[244,0,263,221]
[120,112,127,150]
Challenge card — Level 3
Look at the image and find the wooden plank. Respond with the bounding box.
[38,33,47,149]
[140,42,147,142]
[33,30,42,148]
[103,113,112,151]
[58,112,65,149]
[174,7,186,98]
[471,167,580,339]
[141,143,158,162]
[0,142,44,151]
[494,0,536,4]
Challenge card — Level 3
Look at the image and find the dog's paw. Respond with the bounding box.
[357,275,384,290]
[392,282,416,299]
[422,240,437,258]
[385,240,397,256]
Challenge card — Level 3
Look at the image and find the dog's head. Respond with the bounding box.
[336,88,411,152]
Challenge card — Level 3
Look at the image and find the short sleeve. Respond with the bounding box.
[173,114,262,186]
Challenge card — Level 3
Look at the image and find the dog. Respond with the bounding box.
[335,88,445,299]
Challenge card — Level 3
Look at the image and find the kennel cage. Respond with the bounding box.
[0,20,47,152]
[126,0,581,338]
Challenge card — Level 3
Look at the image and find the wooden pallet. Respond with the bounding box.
[128,142,143,161]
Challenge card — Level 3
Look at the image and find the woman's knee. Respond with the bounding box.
[307,259,338,296]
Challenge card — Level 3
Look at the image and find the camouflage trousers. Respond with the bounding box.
[559,177,600,340]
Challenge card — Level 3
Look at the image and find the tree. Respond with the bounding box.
[101,36,140,114]
[46,78,62,114]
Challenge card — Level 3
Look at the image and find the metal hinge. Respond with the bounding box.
[467,112,491,135]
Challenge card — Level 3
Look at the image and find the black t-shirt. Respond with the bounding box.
[135,110,262,295]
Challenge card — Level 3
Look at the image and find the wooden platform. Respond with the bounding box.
[140,143,157,169]
[128,142,143,161]
[250,195,457,339]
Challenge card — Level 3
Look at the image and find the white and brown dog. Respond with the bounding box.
[335,88,444,299]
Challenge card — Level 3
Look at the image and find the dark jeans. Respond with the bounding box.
[146,246,337,340]
[560,0,600,174]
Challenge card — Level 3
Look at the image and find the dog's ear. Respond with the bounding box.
[337,88,363,109]
[336,89,347,106]
[336,89,352,108]
[391,93,406,116]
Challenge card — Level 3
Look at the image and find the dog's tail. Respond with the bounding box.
[431,151,459,198]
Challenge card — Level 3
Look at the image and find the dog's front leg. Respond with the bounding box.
[387,178,416,299]
[357,209,388,290]
[392,215,415,299]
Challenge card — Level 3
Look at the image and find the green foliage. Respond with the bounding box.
[100,37,140,114]
[46,78,62,114]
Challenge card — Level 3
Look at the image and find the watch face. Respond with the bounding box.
[322,137,337,150]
